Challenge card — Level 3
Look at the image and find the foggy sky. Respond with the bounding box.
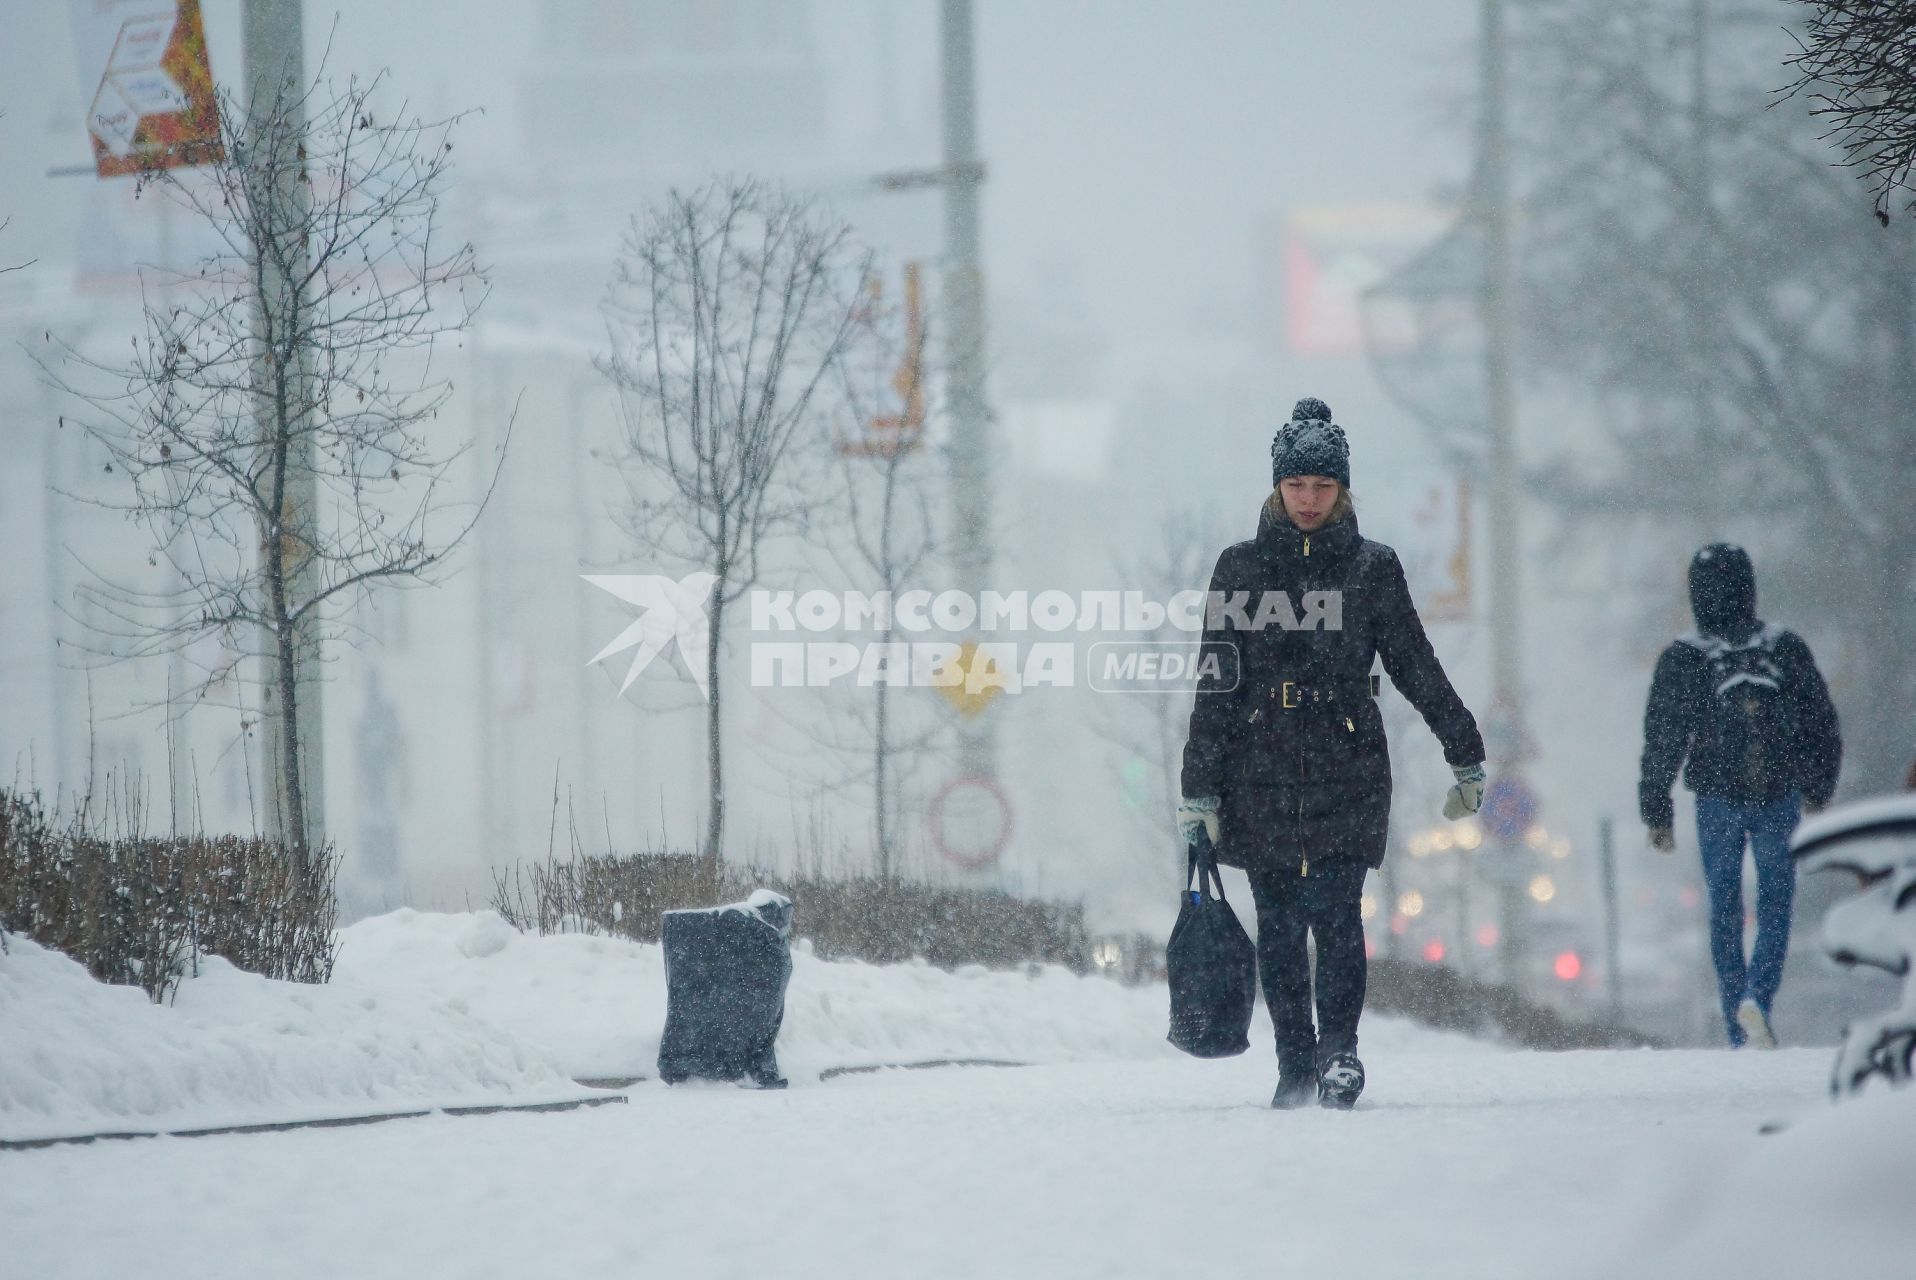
[1,0,1477,351]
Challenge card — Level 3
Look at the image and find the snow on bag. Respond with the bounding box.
[657,889,794,1087]
[1165,831,1257,1058]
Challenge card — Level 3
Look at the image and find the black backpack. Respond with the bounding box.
[1679,624,1791,793]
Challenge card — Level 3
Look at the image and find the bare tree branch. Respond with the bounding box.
[1782,1,1916,222]
[0,214,32,275]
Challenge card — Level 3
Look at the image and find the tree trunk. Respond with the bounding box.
[873,466,903,883]
[262,491,309,870]
[276,619,309,867]
[702,573,726,890]
[247,8,321,871]
[874,629,892,882]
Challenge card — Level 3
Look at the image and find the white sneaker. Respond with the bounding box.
[1736,998,1776,1049]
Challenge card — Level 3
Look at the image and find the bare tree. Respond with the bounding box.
[721,283,950,883]
[826,271,946,880]
[42,73,501,867]
[1086,510,1227,885]
[1784,1,1916,222]
[599,179,872,881]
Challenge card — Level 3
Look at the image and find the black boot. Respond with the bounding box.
[1317,1052,1364,1110]
[1270,1072,1317,1109]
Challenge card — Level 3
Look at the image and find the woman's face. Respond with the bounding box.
[1279,475,1340,530]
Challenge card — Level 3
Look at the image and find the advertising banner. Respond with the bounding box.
[71,0,223,178]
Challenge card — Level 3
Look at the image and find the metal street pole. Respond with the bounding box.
[242,0,324,857]
[941,0,997,856]
[1598,816,1623,1025]
[1481,0,1528,985]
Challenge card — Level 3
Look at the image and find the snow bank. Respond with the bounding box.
[0,928,582,1144]
[1604,1076,1916,1277]
[3,906,1491,1144]
[332,909,1492,1082]
[329,907,1196,1081]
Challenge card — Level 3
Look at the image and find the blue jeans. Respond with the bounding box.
[1695,793,1800,1047]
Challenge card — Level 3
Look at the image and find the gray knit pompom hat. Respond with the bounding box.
[1270,397,1349,487]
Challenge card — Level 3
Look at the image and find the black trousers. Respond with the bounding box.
[1246,857,1368,1077]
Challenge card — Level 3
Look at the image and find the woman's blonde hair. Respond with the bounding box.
[1266,483,1356,526]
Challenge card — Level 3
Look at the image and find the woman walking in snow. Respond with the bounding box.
[1177,398,1486,1109]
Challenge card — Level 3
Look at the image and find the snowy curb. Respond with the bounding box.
[1,1091,626,1152]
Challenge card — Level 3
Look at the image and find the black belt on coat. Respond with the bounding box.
[1265,675,1382,708]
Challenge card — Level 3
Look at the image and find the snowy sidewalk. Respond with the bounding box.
[5,908,1910,1277]
[5,1043,1901,1280]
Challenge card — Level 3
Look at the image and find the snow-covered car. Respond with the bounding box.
[1790,795,1916,1097]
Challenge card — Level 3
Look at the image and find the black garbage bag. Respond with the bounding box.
[658,889,794,1087]
[1166,830,1257,1058]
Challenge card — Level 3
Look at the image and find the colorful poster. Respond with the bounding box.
[1279,203,1457,359]
[71,0,224,178]
[839,260,927,457]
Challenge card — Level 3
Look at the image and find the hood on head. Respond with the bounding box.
[1689,542,1757,637]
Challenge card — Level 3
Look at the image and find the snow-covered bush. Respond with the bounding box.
[490,851,1089,973]
[0,787,337,1002]
[1366,957,1661,1051]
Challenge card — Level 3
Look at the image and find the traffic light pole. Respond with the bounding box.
[846,3,1001,874]
[940,0,998,866]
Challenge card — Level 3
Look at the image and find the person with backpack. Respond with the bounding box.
[1639,543,1841,1048]
[1176,398,1486,1110]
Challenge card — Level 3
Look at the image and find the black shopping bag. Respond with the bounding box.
[658,890,794,1087]
[1165,830,1257,1058]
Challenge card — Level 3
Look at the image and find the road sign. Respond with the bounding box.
[932,640,1008,719]
[1481,774,1538,845]
[929,774,1012,869]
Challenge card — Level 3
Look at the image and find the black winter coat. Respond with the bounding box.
[1638,623,1841,829]
[1180,504,1484,873]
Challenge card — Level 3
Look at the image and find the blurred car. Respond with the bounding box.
[1790,796,1916,1096]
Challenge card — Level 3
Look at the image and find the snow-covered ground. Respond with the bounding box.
[3,909,1911,1278]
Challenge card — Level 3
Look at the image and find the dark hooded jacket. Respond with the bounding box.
[1639,544,1841,828]
[1180,502,1484,873]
